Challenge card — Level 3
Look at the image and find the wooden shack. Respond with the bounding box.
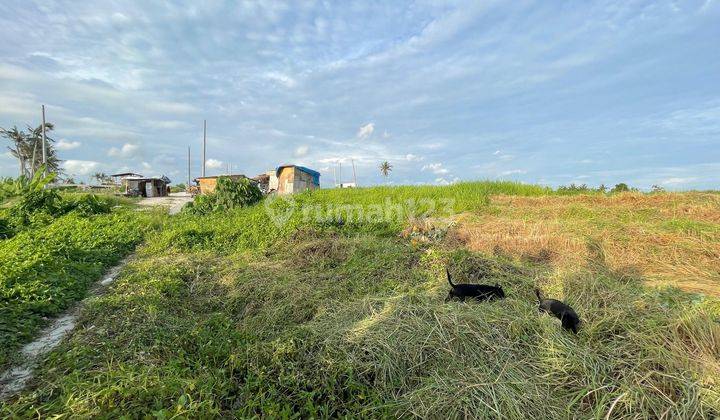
[112,174,170,197]
[275,165,320,195]
[196,174,250,195]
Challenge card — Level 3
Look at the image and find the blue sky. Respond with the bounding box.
[1,1,719,189]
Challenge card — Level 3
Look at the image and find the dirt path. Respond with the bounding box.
[0,261,127,400]
[136,192,193,215]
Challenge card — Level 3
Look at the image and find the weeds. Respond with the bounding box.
[0,209,166,368]
[1,182,718,418]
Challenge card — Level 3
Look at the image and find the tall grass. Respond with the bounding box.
[1,182,718,418]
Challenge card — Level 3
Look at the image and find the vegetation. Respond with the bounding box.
[1,123,62,177]
[555,182,641,195]
[91,172,114,185]
[184,176,262,215]
[1,182,718,418]
[379,161,393,183]
[0,171,166,368]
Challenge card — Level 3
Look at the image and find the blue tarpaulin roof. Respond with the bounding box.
[276,165,320,186]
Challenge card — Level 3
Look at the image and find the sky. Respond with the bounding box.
[1,0,719,189]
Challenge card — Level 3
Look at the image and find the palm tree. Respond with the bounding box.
[1,126,29,176]
[379,161,392,183]
[1,123,61,177]
[26,123,61,176]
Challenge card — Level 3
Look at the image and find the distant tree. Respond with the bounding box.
[1,122,62,177]
[1,126,28,176]
[598,184,607,193]
[611,183,630,193]
[92,172,112,185]
[651,184,665,193]
[379,161,392,183]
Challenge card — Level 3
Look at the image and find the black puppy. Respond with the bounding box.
[445,268,505,302]
[535,288,581,334]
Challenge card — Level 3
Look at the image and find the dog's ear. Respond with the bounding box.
[495,283,500,288]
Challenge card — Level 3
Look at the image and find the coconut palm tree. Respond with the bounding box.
[26,123,61,176]
[1,123,62,177]
[1,126,29,176]
[379,161,392,183]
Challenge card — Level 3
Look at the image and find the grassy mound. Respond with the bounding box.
[1,183,718,418]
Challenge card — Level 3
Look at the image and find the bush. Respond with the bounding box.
[171,184,186,193]
[184,177,262,215]
[610,182,630,193]
[0,217,12,239]
[64,194,112,216]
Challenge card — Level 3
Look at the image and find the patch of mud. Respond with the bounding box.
[0,259,128,400]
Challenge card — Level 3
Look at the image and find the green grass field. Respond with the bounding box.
[1,183,719,418]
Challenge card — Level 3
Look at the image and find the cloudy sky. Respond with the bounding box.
[1,1,719,189]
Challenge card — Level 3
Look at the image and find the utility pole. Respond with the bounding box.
[41,105,47,175]
[202,120,207,177]
[351,159,357,186]
[187,146,191,187]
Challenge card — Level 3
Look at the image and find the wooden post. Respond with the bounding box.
[202,120,207,177]
[41,105,47,175]
[352,159,357,186]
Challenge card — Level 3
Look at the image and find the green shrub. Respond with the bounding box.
[610,182,630,193]
[0,216,12,239]
[64,194,112,216]
[184,177,262,215]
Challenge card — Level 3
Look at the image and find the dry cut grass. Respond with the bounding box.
[449,192,720,296]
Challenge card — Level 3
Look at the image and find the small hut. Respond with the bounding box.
[112,173,170,197]
[275,165,320,195]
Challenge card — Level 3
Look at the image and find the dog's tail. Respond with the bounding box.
[534,288,543,303]
[446,268,455,287]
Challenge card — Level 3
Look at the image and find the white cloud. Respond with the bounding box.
[493,150,501,155]
[108,143,140,158]
[661,177,697,185]
[422,162,449,174]
[146,100,199,114]
[63,160,101,175]
[148,120,193,130]
[56,139,81,150]
[405,154,424,161]
[206,158,223,169]
[357,123,375,140]
[294,145,309,157]
[264,71,297,88]
[435,177,460,185]
[500,169,527,176]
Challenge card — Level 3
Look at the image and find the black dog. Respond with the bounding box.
[535,288,581,334]
[445,268,505,302]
